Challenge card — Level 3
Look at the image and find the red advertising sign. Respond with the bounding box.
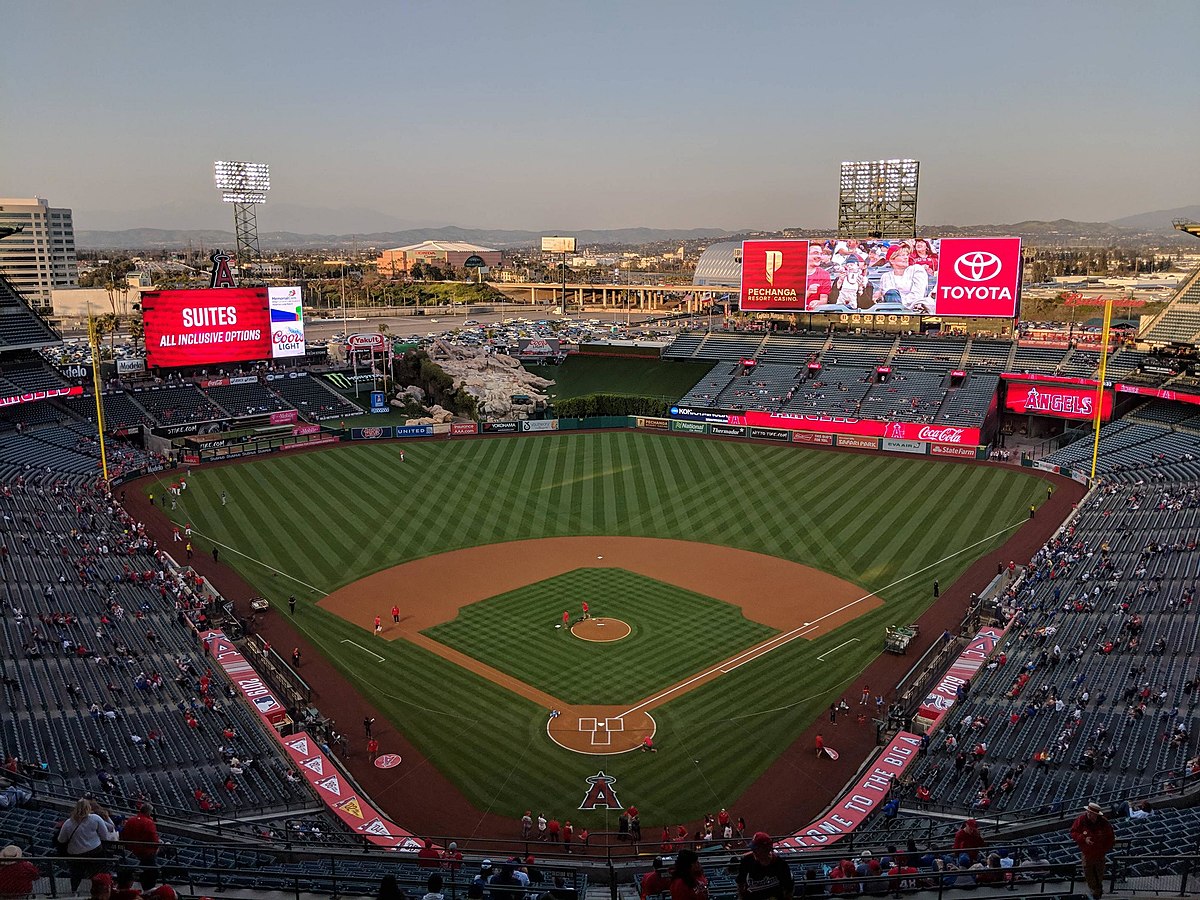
[917,625,1008,725]
[740,240,811,311]
[1115,384,1200,406]
[270,409,299,425]
[143,288,271,368]
[793,432,834,446]
[0,385,83,408]
[292,424,321,435]
[1006,383,1112,421]
[347,333,387,351]
[778,732,923,851]
[934,237,1022,317]
[450,422,479,435]
[930,443,979,459]
[743,411,981,445]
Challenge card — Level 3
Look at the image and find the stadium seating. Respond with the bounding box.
[1144,264,1200,345]
[129,386,223,425]
[1010,345,1067,374]
[893,335,968,371]
[267,374,363,420]
[935,373,999,426]
[965,338,1016,372]
[0,274,60,348]
[201,381,291,417]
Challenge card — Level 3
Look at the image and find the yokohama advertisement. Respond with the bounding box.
[1006,383,1112,421]
[740,240,811,311]
[743,411,981,445]
[143,288,271,367]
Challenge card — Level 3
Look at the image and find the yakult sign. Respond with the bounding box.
[935,237,1022,317]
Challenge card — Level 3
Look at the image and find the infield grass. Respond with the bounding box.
[158,430,1046,828]
[424,568,777,705]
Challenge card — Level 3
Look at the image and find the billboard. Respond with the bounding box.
[268,286,306,358]
[142,288,271,367]
[1006,382,1112,421]
[739,236,1022,317]
[541,236,576,253]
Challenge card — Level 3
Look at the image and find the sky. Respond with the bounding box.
[3,0,1198,234]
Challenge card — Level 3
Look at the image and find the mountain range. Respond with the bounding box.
[75,206,1200,252]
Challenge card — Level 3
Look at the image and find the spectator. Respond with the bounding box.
[1070,802,1115,900]
[120,804,160,885]
[0,845,40,899]
[378,874,406,900]
[641,857,671,900]
[735,832,793,900]
[953,818,985,862]
[423,873,445,900]
[58,798,117,892]
[669,850,708,900]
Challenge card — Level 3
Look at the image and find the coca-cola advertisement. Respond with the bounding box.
[742,410,981,445]
[1005,383,1112,421]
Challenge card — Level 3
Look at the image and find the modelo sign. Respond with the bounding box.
[142,288,271,367]
[1006,383,1112,421]
[935,237,1022,318]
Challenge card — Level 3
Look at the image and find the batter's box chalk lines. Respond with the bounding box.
[341,639,385,662]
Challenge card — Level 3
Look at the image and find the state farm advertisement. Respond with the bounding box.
[743,411,981,445]
[740,240,811,311]
[1006,383,1112,421]
[935,237,1022,317]
[143,288,271,368]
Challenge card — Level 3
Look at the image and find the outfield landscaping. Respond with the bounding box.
[527,354,716,401]
[156,431,1045,826]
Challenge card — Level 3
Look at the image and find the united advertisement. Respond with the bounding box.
[739,236,1021,318]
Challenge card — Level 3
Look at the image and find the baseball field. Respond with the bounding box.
[158,431,1046,829]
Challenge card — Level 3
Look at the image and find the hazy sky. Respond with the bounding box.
[3,0,1197,233]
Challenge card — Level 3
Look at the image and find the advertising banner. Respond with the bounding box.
[482,421,519,434]
[837,434,879,450]
[116,358,146,375]
[1005,383,1112,421]
[0,385,83,409]
[742,411,981,446]
[230,376,258,386]
[58,364,89,381]
[740,236,1020,316]
[930,443,979,459]
[881,438,926,454]
[670,420,708,434]
[517,338,561,357]
[778,732,923,851]
[450,422,478,435]
[635,416,670,430]
[268,286,306,358]
[394,425,433,438]
[521,419,559,432]
[370,391,388,414]
[933,237,1022,317]
[292,424,321,436]
[142,288,272,367]
[279,435,338,451]
[748,426,790,441]
[351,426,393,440]
[669,405,748,425]
[792,432,834,446]
[270,409,298,425]
[709,423,747,437]
[740,240,811,312]
[1113,383,1200,406]
[918,625,1008,726]
[347,333,387,352]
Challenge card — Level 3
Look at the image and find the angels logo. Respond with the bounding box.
[208,250,237,288]
[578,771,623,810]
[335,796,364,819]
[315,774,343,796]
[362,427,384,439]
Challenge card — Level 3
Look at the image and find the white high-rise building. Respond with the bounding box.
[0,197,77,310]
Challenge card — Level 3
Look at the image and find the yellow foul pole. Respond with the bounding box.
[87,306,110,482]
[1089,298,1114,481]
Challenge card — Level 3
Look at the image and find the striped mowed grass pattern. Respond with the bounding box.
[162,431,1045,825]
[423,568,777,705]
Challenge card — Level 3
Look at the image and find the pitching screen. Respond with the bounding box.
[739,236,1021,317]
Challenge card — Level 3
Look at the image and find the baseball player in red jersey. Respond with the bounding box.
[582,600,590,620]
[562,610,570,628]
[391,605,400,624]
[374,615,382,635]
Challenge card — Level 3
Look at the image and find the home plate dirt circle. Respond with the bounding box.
[547,707,656,755]
[571,617,631,642]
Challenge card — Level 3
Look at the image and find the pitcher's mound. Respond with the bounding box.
[571,617,631,642]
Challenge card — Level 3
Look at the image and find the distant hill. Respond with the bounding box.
[76,225,733,252]
[1110,205,1200,234]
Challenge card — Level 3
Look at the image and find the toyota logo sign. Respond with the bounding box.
[953,251,1003,282]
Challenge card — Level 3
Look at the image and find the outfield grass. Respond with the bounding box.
[527,355,715,401]
[424,568,777,705]
[158,431,1045,827]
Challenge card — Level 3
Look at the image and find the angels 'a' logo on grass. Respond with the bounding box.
[579,770,622,810]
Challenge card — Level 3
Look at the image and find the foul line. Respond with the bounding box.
[616,520,1024,720]
[817,638,861,661]
[341,639,385,662]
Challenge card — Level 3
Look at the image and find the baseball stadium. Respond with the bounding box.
[5,212,1200,900]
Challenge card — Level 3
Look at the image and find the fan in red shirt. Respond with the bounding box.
[417,838,441,868]
[0,845,40,898]
[120,804,161,865]
[669,849,708,900]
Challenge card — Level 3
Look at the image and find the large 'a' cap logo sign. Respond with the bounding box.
[578,770,622,810]
[209,250,236,288]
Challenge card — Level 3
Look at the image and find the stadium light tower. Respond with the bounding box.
[214,160,270,274]
[837,159,919,239]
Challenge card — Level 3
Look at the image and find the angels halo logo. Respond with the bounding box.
[578,770,622,810]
